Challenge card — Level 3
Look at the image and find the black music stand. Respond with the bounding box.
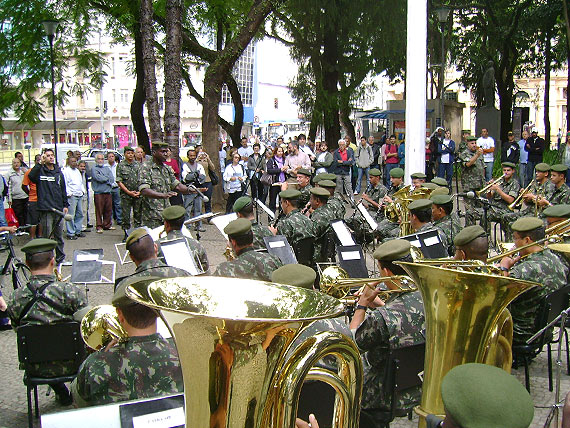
[400,229,447,259]
[263,235,297,265]
[336,245,368,278]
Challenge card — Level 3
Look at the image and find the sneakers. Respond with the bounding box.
[76,233,86,238]
[66,235,77,240]
[195,227,206,232]
[96,229,103,234]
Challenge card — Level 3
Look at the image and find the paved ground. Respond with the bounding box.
[0,204,568,427]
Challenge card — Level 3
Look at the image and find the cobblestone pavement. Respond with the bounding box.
[0,209,568,427]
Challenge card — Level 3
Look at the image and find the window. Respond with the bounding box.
[110,56,115,77]
[120,89,129,104]
[221,43,254,106]
[274,98,278,109]
[112,89,116,104]
[444,91,457,102]
[564,88,568,100]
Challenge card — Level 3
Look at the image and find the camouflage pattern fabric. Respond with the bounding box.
[520,179,556,216]
[550,183,570,206]
[355,290,425,413]
[158,229,210,273]
[311,204,335,262]
[375,218,400,243]
[489,177,520,211]
[72,334,183,407]
[509,249,568,345]
[366,183,388,218]
[214,247,283,282]
[116,160,140,192]
[459,147,485,226]
[251,221,274,251]
[138,160,181,229]
[298,184,313,210]
[387,183,405,197]
[117,160,142,230]
[433,213,461,255]
[277,209,316,245]
[327,195,346,220]
[117,258,191,290]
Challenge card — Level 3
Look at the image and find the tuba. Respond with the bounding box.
[126,276,363,428]
[80,305,129,351]
[395,261,539,427]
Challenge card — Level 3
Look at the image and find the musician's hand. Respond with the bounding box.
[476,148,483,156]
[357,281,382,307]
[63,207,68,215]
[131,190,140,198]
[361,194,371,203]
[268,226,278,235]
[383,196,393,204]
[296,415,319,428]
[199,187,207,192]
[523,193,534,202]
[104,338,119,352]
[3,226,17,234]
[489,184,500,192]
[499,255,517,273]
[537,197,549,207]
[0,296,7,312]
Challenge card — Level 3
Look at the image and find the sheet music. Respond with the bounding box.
[160,239,199,275]
[331,220,356,246]
[255,199,276,219]
[341,251,361,261]
[356,202,378,230]
[211,213,238,240]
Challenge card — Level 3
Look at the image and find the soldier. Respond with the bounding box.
[214,218,283,281]
[375,168,406,242]
[459,137,485,226]
[360,168,388,220]
[116,146,141,242]
[349,239,425,423]
[520,162,555,216]
[318,179,345,220]
[544,204,570,237]
[309,187,335,262]
[408,199,435,234]
[138,141,192,229]
[410,172,427,190]
[233,196,273,251]
[296,168,313,210]
[7,238,88,405]
[430,177,448,188]
[157,205,209,273]
[71,275,183,407]
[548,164,570,206]
[453,225,488,262]
[485,162,520,240]
[498,217,568,346]
[269,189,316,249]
[430,194,461,256]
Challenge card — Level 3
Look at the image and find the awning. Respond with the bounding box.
[361,109,435,119]
[0,120,96,131]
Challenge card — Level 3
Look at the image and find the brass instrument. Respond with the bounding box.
[383,185,432,236]
[546,217,570,235]
[476,174,505,197]
[508,179,535,211]
[223,244,236,261]
[80,305,128,351]
[395,261,539,427]
[54,268,62,281]
[125,276,363,428]
[487,234,567,263]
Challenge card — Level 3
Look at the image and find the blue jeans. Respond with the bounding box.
[484,161,494,181]
[0,199,7,227]
[355,167,370,193]
[438,162,453,186]
[527,160,539,185]
[183,192,203,228]
[66,195,84,236]
[384,164,399,186]
[518,163,528,187]
[111,187,122,224]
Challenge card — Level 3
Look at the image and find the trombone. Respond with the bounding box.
[508,179,535,211]
[487,234,567,263]
[476,174,505,197]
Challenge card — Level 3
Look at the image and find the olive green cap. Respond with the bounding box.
[422,183,439,190]
[501,162,516,169]
[430,194,453,205]
[467,136,477,141]
[315,173,337,183]
[408,198,433,211]
[162,205,186,221]
[551,164,568,173]
[430,187,450,196]
[431,177,448,186]
[441,363,534,428]
[125,228,150,250]
[310,187,330,198]
[369,168,382,177]
[389,168,404,178]
[535,162,551,172]
[511,216,544,232]
[410,172,427,179]
[373,239,411,261]
[21,238,57,255]
[544,204,570,218]
[124,146,134,153]
[151,141,168,148]
[297,168,312,177]
[453,225,486,247]
[224,218,252,237]
[279,189,302,200]
[271,264,316,289]
[318,180,337,189]
[233,196,253,213]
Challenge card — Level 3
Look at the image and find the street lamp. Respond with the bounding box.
[434,7,451,128]
[42,19,60,165]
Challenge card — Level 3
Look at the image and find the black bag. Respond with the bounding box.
[209,168,219,186]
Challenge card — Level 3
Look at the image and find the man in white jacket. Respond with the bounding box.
[62,157,85,239]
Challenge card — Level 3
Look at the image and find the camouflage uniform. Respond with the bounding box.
[251,221,274,251]
[327,195,346,220]
[277,209,316,245]
[116,160,142,230]
[375,183,405,242]
[158,229,209,273]
[509,249,568,346]
[72,334,183,407]
[367,183,388,218]
[520,179,556,217]
[549,183,570,206]
[355,290,425,415]
[214,247,283,282]
[433,213,461,255]
[138,160,181,229]
[116,258,191,290]
[458,147,485,226]
[298,184,313,210]
[311,204,335,262]
[482,177,520,240]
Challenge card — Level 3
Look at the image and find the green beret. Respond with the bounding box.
[279,189,302,200]
[162,205,186,221]
[431,187,450,196]
[318,180,337,189]
[390,168,404,178]
[501,162,516,169]
[535,162,551,172]
[297,168,312,177]
[224,218,252,237]
[431,194,453,205]
[310,187,330,198]
[232,196,253,213]
[454,225,486,247]
[369,168,382,177]
[411,172,427,180]
[551,164,568,173]
[373,239,411,261]
[271,264,316,289]
[125,228,150,250]
[422,183,439,190]
[511,216,544,232]
[431,177,448,186]
[408,198,433,211]
[441,363,534,428]
[151,141,168,148]
[543,204,570,218]
[21,238,57,255]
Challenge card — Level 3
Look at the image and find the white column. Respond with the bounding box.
[404,0,428,185]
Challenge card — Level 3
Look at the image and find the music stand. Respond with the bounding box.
[254,199,276,224]
[59,249,116,298]
[114,242,132,265]
[159,238,201,275]
[336,245,368,278]
[356,202,378,230]
[400,229,447,259]
[211,213,238,241]
[263,235,297,265]
[330,220,357,246]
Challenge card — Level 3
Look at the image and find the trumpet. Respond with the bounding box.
[487,233,567,263]
[546,218,570,235]
[80,305,128,351]
[476,174,505,197]
[508,179,535,210]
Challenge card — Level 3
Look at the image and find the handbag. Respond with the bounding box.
[260,172,274,186]
[5,207,18,227]
[209,168,219,186]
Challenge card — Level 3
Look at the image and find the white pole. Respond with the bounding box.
[404,0,428,185]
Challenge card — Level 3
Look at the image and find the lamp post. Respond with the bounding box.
[41,19,60,165]
[434,7,451,129]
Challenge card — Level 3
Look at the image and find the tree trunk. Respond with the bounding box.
[309,112,319,142]
[321,14,340,151]
[339,94,355,145]
[544,31,552,147]
[497,82,514,146]
[226,74,244,145]
[130,22,150,154]
[140,0,163,143]
[567,47,570,132]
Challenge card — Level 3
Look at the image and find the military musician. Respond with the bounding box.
[374,168,405,242]
[430,194,461,256]
[485,162,520,240]
[520,163,555,216]
[317,179,345,220]
[309,187,335,262]
[549,164,570,206]
[360,168,388,220]
[459,136,486,226]
[233,196,273,251]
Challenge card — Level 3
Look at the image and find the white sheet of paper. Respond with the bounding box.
[331,221,356,246]
[357,202,378,230]
[147,226,162,242]
[132,407,185,428]
[76,254,100,262]
[410,240,421,247]
[423,236,440,247]
[160,240,199,275]
[341,251,361,261]
[211,213,238,240]
[255,199,276,219]
[268,240,285,248]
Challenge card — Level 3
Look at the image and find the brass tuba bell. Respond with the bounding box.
[80,305,129,351]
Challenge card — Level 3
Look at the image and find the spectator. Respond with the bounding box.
[561,132,570,186]
[284,141,311,178]
[134,146,148,164]
[437,130,456,187]
[398,139,405,169]
[6,158,28,227]
[266,146,286,212]
[223,152,246,214]
[14,152,28,171]
[525,128,545,185]
[62,157,85,240]
[181,147,207,231]
[313,141,333,174]
[91,153,114,234]
[218,141,228,174]
[354,136,374,194]
[501,131,521,165]
[383,135,399,185]
[518,130,530,186]
[247,143,266,202]
[107,152,122,226]
[238,137,253,165]
[297,133,315,160]
[369,136,381,170]
[477,128,495,181]
[333,138,355,198]
[22,154,41,237]
[260,149,274,204]
[429,127,444,181]
[77,160,92,230]
[196,143,216,213]
[425,137,433,179]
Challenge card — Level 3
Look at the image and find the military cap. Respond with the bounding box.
[431,177,448,186]
[410,172,427,180]
[279,189,302,200]
[21,238,57,255]
[467,136,477,141]
[407,199,433,211]
[422,183,439,190]
[369,168,382,177]
[535,162,551,172]
[501,162,516,169]
[543,204,570,218]
[373,239,411,261]
[551,164,568,173]
[271,264,316,289]
[224,218,252,237]
[318,180,337,189]
[319,173,337,181]
[453,225,486,247]
[310,187,330,198]
[430,187,450,196]
[441,363,534,428]
[511,216,543,232]
[162,205,186,221]
[233,196,253,213]
[389,168,404,178]
[125,228,150,250]
[124,146,134,153]
[430,194,453,205]
[297,168,312,177]
[151,141,168,148]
